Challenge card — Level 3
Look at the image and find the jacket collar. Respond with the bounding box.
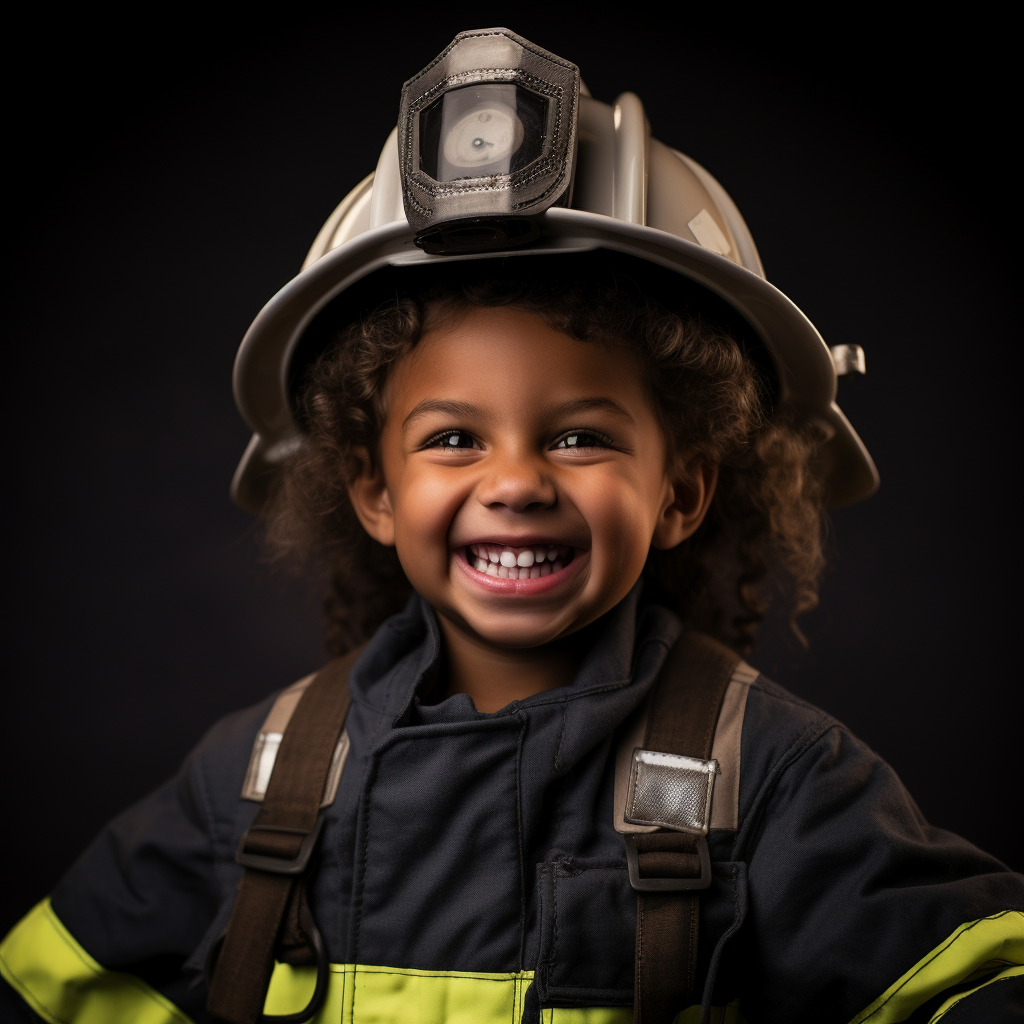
[347,581,681,732]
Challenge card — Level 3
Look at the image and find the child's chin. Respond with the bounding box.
[461,611,575,650]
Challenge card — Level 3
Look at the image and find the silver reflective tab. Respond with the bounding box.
[241,729,350,809]
[243,731,283,799]
[625,748,718,835]
[830,343,866,376]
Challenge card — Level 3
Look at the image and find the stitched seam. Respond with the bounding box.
[730,716,834,862]
[552,705,567,775]
[350,967,531,981]
[349,753,386,1009]
[860,912,1018,1021]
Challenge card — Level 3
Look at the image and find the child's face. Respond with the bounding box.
[349,305,714,650]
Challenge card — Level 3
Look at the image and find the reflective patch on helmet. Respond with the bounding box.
[687,208,732,256]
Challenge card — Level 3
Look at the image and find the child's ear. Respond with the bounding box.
[347,449,396,547]
[651,456,718,550]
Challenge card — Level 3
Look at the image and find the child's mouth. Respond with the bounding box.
[463,543,575,580]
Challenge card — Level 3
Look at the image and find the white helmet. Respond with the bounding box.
[231,27,878,513]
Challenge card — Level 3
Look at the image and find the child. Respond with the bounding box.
[3,27,1021,1024]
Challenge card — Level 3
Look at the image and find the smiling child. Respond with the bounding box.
[3,27,1022,1024]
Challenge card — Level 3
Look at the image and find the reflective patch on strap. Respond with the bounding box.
[848,910,1024,1024]
[625,749,718,835]
[240,672,350,807]
[0,899,195,1024]
[614,660,756,835]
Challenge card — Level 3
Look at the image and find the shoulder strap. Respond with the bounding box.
[206,646,361,1024]
[629,630,739,1024]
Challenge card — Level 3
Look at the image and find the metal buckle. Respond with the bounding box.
[235,816,325,876]
[623,833,712,892]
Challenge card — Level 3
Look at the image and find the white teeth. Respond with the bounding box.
[468,543,575,579]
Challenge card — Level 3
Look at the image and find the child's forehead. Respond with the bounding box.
[389,305,653,409]
[415,304,637,370]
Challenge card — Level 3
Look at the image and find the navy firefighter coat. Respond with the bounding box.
[2,586,1023,1022]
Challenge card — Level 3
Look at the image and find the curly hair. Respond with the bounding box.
[265,258,825,656]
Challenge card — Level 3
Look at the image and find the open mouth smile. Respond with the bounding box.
[464,543,575,580]
[453,542,586,594]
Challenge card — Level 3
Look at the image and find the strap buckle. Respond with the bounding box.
[235,816,325,875]
[623,833,712,892]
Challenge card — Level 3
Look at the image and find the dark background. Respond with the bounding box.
[6,13,1019,934]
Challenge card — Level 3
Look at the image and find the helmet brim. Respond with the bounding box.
[232,208,878,512]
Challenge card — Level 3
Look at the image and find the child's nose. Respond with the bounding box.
[476,453,556,513]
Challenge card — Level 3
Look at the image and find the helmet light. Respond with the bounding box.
[399,28,580,254]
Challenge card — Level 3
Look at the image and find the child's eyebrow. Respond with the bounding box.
[403,397,635,430]
[403,399,482,428]
[553,397,635,422]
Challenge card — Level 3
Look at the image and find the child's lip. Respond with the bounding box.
[453,536,585,549]
[452,547,589,595]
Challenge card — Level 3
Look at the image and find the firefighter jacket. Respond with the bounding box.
[2,585,1023,1023]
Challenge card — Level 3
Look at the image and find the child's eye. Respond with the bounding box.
[551,430,614,450]
[423,429,479,450]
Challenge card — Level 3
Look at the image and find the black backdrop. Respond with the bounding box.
[6,13,1019,935]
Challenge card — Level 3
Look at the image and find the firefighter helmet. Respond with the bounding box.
[231,27,878,512]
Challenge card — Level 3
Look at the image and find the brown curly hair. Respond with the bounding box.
[265,256,825,656]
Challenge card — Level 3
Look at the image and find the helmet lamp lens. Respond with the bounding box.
[419,84,548,182]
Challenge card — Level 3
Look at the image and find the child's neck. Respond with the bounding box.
[435,617,589,713]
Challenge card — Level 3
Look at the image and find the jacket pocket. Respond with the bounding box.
[534,855,635,1007]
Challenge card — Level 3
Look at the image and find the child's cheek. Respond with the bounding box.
[579,467,664,569]
[389,465,465,575]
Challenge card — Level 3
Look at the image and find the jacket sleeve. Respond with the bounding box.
[735,711,1024,1024]
[0,699,269,1024]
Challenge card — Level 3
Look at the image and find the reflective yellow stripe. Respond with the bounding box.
[849,910,1024,1024]
[268,962,536,1023]
[0,899,750,1024]
[928,964,1024,1022]
[0,899,195,1024]
[267,962,746,1023]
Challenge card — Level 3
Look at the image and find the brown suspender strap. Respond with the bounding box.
[633,631,739,1024]
[206,647,360,1024]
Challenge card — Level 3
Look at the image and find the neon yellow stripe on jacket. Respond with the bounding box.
[849,910,1024,1024]
[11,897,1015,1024]
[267,962,746,1023]
[0,899,194,1024]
